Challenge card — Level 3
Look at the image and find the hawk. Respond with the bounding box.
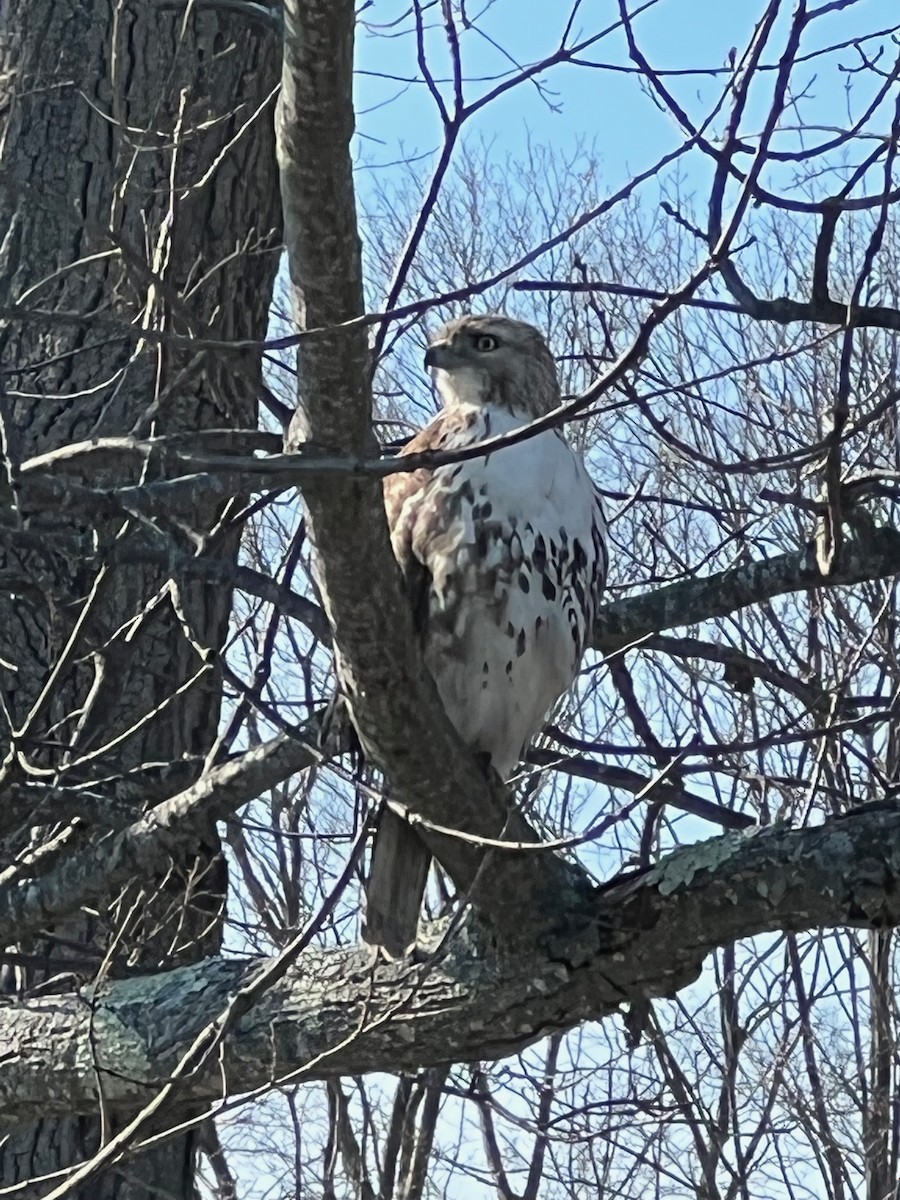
[365,313,608,955]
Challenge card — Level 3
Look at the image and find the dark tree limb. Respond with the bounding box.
[4,803,900,1123]
[593,525,900,653]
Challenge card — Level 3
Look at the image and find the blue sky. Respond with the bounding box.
[355,0,749,178]
[354,0,889,208]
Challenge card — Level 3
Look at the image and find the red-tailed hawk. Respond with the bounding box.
[366,313,608,955]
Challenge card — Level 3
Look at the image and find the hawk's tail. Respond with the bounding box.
[321,693,431,958]
[363,807,431,959]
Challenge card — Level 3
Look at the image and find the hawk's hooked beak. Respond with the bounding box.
[424,342,455,370]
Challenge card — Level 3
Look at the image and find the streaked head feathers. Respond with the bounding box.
[424,313,561,418]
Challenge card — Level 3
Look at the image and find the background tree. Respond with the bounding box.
[0,0,281,1195]
[4,2,900,1198]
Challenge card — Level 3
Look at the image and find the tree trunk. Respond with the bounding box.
[0,1,281,1194]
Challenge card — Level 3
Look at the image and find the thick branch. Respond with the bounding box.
[0,734,320,942]
[593,525,900,652]
[3,805,900,1123]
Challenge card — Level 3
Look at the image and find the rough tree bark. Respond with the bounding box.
[3,801,900,1124]
[0,1,280,1195]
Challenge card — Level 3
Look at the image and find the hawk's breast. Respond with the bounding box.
[387,404,607,780]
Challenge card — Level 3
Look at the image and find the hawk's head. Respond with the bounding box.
[424,314,560,417]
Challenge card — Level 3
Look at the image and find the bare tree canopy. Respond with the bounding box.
[4,0,900,1196]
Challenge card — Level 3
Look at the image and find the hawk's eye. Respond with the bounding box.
[473,334,500,352]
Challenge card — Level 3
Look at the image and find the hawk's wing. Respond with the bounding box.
[382,410,458,636]
[366,415,448,957]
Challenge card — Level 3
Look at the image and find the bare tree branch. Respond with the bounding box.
[4,803,900,1124]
